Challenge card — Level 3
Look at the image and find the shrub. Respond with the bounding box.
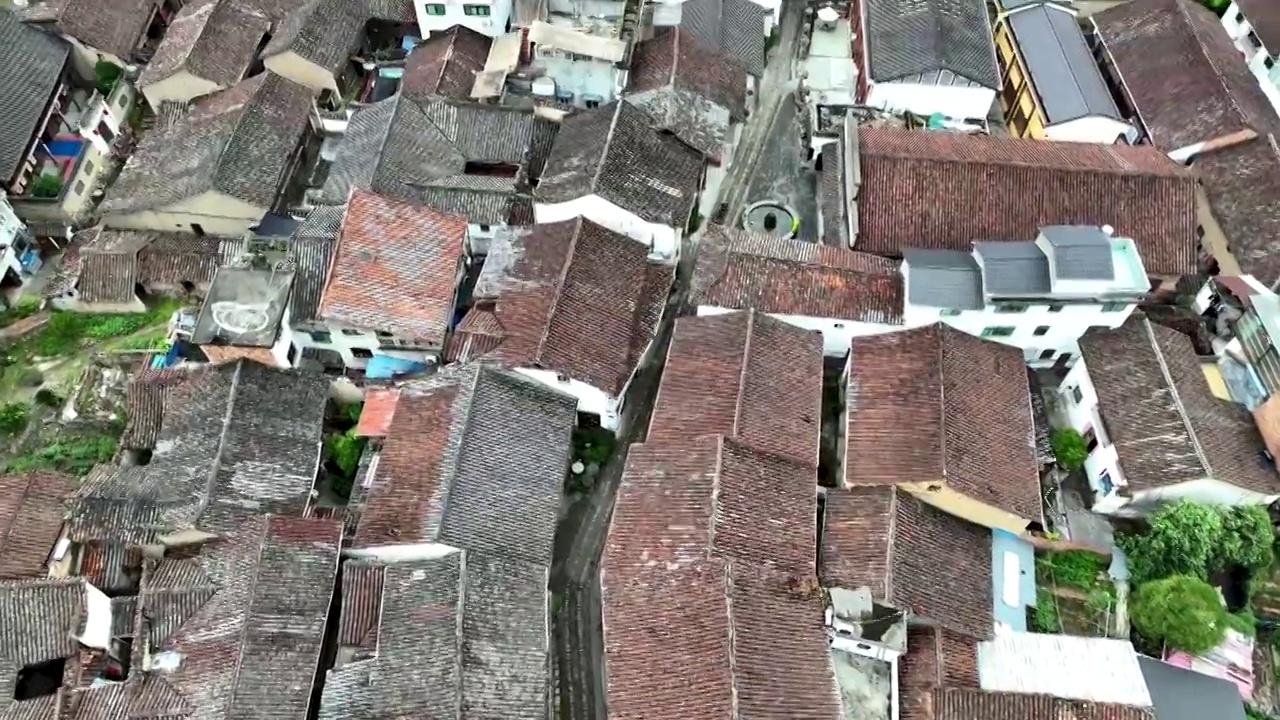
[0,403,29,434]
[33,389,63,409]
[1130,575,1228,655]
[1030,588,1059,632]
[1050,428,1088,471]
[1041,549,1109,589]
[94,60,122,97]
[1218,505,1275,571]
[30,174,62,199]
[1118,500,1224,584]
[573,427,615,467]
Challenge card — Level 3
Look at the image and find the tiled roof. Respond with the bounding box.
[1237,0,1280,50]
[286,233,337,324]
[609,437,819,578]
[1093,0,1280,152]
[691,224,903,323]
[137,0,271,92]
[648,310,824,466]
[846,323,1043,523]
[601,558,841,720]
[864,0,999,89]
[0,578,95,716]
[1193,135,1280,287]
[0,9,69,184]
[320,551,551,720]
[136,232,224,288]
[678,0,767,76]
[625,27,747,159]
[925,688,1155,720]
[261,0,368,75]
[336,561,383,653]
[120,366,208,450]
[854,126,1200,276]
[16,0,156,60]
[353,388,399,438]
[102,73,314,213]
[818,141,848,247]
[401,25,491,101]
[0,472,76,579]
[1079,315,1279,494]
[319,94,539,213]
[538,101,705,227]
[350,364,576,566]
[448,218,673,395]
[318,189,465,344]
[822,486,994,639]
[901,626,981,692]
[135,514,342,720]
[67,360,330,544]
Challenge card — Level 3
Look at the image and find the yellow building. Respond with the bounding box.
[993,0,1134,143]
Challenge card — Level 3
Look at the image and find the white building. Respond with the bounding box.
[527,18,630,107]
[1057,314,1280,515]
[902,225,1150,367]
[0,191,38,296]
[1220,1,1280,112]
[414,0,512,37]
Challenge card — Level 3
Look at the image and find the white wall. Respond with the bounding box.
[1043,115,1134,144]
[415,0,512,37]
[534,196,680,261]
[290,319,439,370]
[1222,2,1280,113]
[533,49,626,106]
[79,582,114,650]
[514,366,620,429]
[1056,358,1128,510]
[344,541,461,562]
[696,305,902,356]
[865,82,996,122]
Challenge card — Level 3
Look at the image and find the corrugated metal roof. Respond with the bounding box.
[902,248,984,309]
[1007,3,1122,125]
[1039,225,1116,280]
[977,633,1153,707]
[973,241,1051,295]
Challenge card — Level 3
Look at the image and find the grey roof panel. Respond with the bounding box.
[903,248,983,309]
[1137,656,1246,720]
[974,240,1051,295]
[1039,225,1115,280]
[679,0,766,76]
[865,0,999,89]
[1008,4,1121,125]
[0,11,70,184]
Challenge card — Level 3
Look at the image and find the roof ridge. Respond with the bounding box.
[708,435,724,559]
[194,359,244,524]
[427,368,485,543]
[935,325,950,485]
[216,516,268,719]
[532,218,582,367]
[731,310,755,439]
[453,550,467,720]
[1142,317,1213,476]
[722,560,742,720]
[885,487,898,602]
[1175,0,1256,134]
[590,103,624,193]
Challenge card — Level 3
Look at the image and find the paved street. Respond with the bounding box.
[550,4,811,717]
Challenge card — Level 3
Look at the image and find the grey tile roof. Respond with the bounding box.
[261,0,368,75]
[679,0,767,76]
[102,73,314,213]
[66,360,330,544]
[1137,656,1246,720]
[1007,3,1121,125]
[319,94,540,219]
[351,364,576,566]
[902,248,983,309]
[538,101,704,227]
[16,0,157,60]
[400,24,491,102]
[972,241,1050,295]
[137,0,272,92]
[864,0,1000,89]
[1039,225,1115,281]
[319,552,550,720]
[136,232,226,288]
[0,578,92,716]
[0,9,70,184]
[286,233,336,324]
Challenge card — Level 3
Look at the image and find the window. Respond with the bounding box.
[1038,349,1055,360]
[72,180,85,195]
[1267,57,1276,70]
[191,223,205,236]
[939,309,962,317]
[585,98,600,109]
[462,3,490,14]
[981,326,1015,338]
[341,328,362,336]
[478,224,490,232]
[832,322,845,329]
[1101,302,1127,312]
[83,160,94,175]
[1057,352,1072,365]
[1097,470,1114,496]
[424,2,445,14]
[1070,385,1084,404]
[1083,426,1098,453]
[351,348,373,359]
[375,330,394,338]
[1033,326,1049,336]
[995,303,1027,313]
[309,330,332,343]
[1047,303,1064,313]
[1196,225,1206,240]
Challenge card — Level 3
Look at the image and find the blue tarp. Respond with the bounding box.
[366,354,427,379]
[991,528,1037,632]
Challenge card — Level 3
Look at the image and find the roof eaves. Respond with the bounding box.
[589,103,624,195]
[452,548,467,719]
[532,218,582,368]
[935,326,949,485]
[884,487,898,602]
[1143,317,1214,477]
[722,559,742,720]
[1176,0,1256,135]
[708,435,724,558]
[731,310,755,439]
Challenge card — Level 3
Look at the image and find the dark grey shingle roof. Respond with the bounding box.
[288,233,336,324]
[1039,224,1115,280]
[679,0,766,76]
[261,0,368,75]
[865,0,999,89]
[902,247,983,309]
[0,10,69,184]
[1137,657,1246,720]
[973,240,1051,295]
[1007,3,1121,125]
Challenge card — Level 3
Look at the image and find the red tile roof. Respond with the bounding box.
[628,26,748,121]
[846,323,1043,523]
[354,389,400,438]
[901,626,981,691]
[926,688,1155,720]
[1193,136,1280,287]
[854,126,1199,276]
[337,561,384,653]
[607,437,818,579]
[821,487,994,639]
[400,25,491,101]
[692,224,903,323]
[448,218,673,395]
[0,472,76,579]
[319,190,466,345]
[648,310,824,466]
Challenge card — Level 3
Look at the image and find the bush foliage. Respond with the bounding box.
[1050,428,1088,472]
[1118,501,1225,584]
[1218,505,1275,572]
[0,403,29,435]
[1130,575,1228,655]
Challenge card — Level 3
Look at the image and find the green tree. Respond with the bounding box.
[1117,500,1223,584]
[1050,428,1088,471]
[0,403,28,434]
[93,60,122,97]
[1218,505,1275,571]
[30,174,62,199]
[1130,575,1228,655]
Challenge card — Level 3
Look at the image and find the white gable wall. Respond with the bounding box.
[534,195,680,261]
[864,81,995,121]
